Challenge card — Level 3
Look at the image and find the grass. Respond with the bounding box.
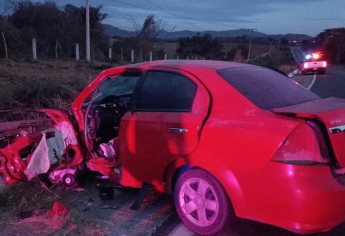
[0,59,105,110]
[250,47,299,74]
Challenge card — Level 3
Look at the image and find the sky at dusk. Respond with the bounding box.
[1,0,345,36]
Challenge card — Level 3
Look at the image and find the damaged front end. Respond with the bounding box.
[0,109,83,187]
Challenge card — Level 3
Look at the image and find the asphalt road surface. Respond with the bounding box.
[291,46,345,98]
[310,66,345,98]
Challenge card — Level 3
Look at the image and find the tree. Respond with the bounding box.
[3,1,109,60]
[177,33,223,59]
[0,14,27,58]
[138,15,160,39]
[112,15,162,62]
[316,28,345,64]
[280,37,289,46]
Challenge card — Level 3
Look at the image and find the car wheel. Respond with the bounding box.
[174,169,231,235]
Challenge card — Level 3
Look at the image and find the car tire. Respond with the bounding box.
[174,169,231,235]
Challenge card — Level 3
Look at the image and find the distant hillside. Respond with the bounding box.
[157,29,267,39]
[102,24,136,38]
[270,33,313,41]
[102,24,312,41]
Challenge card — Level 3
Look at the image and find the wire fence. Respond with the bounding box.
[0,34,199,63]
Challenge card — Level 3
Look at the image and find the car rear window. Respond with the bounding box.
[217,66,320,110]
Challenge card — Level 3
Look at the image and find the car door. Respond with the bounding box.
[119,69,210,185]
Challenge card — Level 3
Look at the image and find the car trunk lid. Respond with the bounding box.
[273,97,345,167]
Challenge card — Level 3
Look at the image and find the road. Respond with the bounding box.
[291,46,345,98]
[290,46,305,63]
[309,66,345,98]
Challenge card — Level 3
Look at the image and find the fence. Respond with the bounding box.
[1,32,229,64]
[0,34,199,63]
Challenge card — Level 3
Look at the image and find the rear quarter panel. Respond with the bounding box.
[180,69,304,216]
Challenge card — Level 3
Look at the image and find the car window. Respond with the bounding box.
[92,73,141,105]
[217,66,320,110]
[135,71,197,111]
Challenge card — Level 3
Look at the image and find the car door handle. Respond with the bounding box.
[168,128,189,134]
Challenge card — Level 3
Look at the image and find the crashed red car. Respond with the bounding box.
[2,60,345,235]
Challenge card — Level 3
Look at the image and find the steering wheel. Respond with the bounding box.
[98,95,125,112]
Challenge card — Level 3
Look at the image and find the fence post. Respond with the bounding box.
[164,53,167,60]
[177,56,179,60]
[32,38,37,60]
[1,32,7,60]
[121,48,124,61]
[109,47,112,60]
[149,51,152,61]
[131,49,134,63]
[76,43,80,61]
[55,39,59,60]
[92,45,95,62]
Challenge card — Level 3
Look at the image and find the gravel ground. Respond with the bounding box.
[0,177,175,236]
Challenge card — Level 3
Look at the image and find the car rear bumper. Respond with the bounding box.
[301,61,326,74]
[302,67,325,72]
[235,162,345,234]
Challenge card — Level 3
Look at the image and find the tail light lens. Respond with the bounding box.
[312,53,320,60]
[303,62,309,69]
[273,121,330,165]
[322,61,327,67]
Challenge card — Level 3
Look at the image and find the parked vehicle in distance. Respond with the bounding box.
[301,51,327,75]
[2,60,345,235]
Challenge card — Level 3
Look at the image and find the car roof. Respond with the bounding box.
[122,60,254,71]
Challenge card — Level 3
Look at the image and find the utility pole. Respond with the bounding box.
[86,0,91,62]
[1,32,7,60]
[32,38,37,60]
[247,28,257,62]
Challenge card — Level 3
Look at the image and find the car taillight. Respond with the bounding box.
[303,62,309,69]
[273,121,330,165]
[322,61,327,67]
[312,53,320,60]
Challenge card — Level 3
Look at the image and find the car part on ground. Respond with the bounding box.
[49,168,77,186]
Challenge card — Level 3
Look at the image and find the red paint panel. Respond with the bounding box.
[274,97,345,167]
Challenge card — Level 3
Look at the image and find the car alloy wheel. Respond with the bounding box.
[175,169,231,235]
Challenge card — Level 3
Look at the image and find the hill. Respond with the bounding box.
[102,24,312,41]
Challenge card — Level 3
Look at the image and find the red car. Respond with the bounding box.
[2,60,345,235]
